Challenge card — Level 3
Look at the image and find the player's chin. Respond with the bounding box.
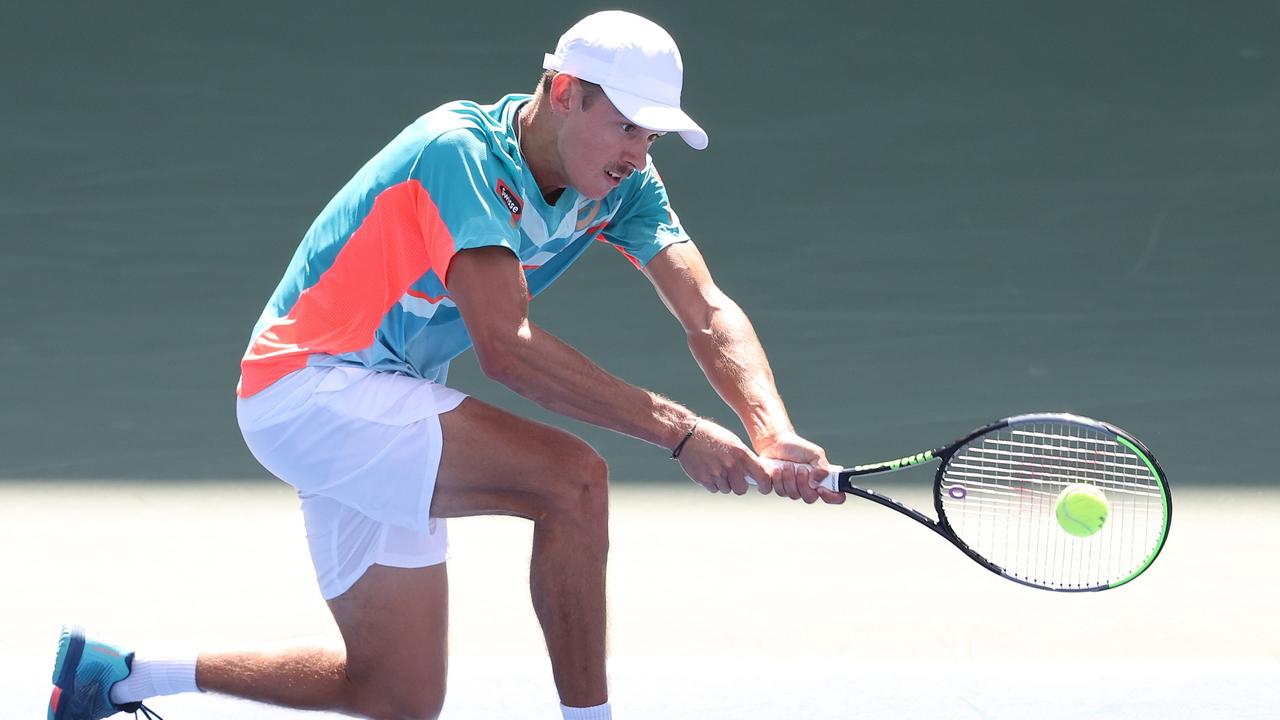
[574,180,612,201]
[572,171,620,200]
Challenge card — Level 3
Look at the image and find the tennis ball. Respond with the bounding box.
[1055,484,1108,537]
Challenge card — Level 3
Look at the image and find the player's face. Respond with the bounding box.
[557,86,664,200]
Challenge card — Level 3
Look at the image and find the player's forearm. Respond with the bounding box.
[479,322,695,451]
[685,297,794,448]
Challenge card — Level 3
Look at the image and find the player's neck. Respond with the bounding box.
[516,95,569,204]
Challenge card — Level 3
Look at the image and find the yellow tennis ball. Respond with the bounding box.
[1055,484,1109,537]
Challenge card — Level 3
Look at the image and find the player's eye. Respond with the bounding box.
[621,123,637,134]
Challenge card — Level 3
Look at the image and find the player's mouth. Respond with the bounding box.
[604,167,628,186]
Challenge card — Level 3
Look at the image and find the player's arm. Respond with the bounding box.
[446,245,768,494]
[642,240,844,504]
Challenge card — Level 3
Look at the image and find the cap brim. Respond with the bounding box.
[600,85,708,150]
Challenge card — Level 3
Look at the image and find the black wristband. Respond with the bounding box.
[670,419,699,459]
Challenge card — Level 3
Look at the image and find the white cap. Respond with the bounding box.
[543,11,708,150]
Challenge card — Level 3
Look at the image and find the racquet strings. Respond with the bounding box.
[938,421,1167,589]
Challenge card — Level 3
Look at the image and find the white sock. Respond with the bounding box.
[561,701,611,720]
[108,655,200,705]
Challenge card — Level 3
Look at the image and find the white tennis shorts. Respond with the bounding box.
[236,365,467,599]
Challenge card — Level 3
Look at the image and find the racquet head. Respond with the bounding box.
[935,413,1171,591]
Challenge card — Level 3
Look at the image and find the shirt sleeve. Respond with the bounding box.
[599,158,690,268]
[409,128,522,256]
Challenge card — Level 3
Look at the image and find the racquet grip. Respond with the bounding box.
[745,459,843,492]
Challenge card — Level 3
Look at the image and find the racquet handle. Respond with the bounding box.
[744,459,843,492]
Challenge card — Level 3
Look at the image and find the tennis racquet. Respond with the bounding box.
[750,413,1171,592]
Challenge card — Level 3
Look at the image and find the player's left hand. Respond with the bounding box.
[754,432,846,505]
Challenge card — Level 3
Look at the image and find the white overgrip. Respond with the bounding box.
[745,459,843,492]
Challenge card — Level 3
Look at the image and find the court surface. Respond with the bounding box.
[4,479,1277,719]
[5,4,1276,718]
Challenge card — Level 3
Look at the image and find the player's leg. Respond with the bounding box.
[195,562,449,720]
[430,396,610,710]
[196,394,610,716]
[52,370,608,719]
[51,538,451,720]
[198,394,612,714]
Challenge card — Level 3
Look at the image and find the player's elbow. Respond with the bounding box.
[472,333,526,385]
[478,355,520,386]
[685,288,734,330]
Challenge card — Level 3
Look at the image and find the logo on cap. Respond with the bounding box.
[495,179,523,219]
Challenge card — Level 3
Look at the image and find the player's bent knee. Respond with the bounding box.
[342,647,446,720]
[573,444,609,491]
[542,440,609,518]
[388,693,445,720]
[348,679,444,720]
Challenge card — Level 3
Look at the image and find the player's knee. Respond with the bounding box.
[345,662,445,720]
[387,692,444,720]
[542,438,609,521]
[562,443,609,513]
[357,683,444,720]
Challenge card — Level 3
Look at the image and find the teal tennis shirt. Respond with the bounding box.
[239,93,689,397]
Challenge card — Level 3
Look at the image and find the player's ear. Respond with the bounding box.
[548,73,578,116]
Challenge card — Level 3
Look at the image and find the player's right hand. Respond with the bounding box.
[674,419,770,496]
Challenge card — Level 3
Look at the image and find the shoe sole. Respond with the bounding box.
[49,624,85,720]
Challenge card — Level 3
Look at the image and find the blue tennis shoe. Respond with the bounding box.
[49,625,162,720]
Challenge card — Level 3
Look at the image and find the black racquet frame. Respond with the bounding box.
[821,412,1172,592]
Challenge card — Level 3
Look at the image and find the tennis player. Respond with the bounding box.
[49,10,843,720]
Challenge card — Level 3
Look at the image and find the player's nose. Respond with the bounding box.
[621,140,648,172]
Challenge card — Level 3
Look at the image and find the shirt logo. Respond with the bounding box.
[495,179,523,217]
[576,201,601,231]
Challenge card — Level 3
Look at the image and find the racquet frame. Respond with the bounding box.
[819,412,1172,591]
